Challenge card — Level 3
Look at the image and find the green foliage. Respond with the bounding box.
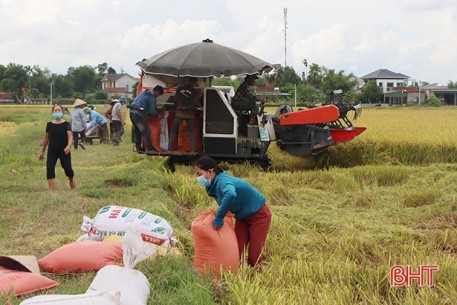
[211,77,234,86]
[93,90,108,100]
[307,63,323,87]
[428,95,443,107]
[67,65,99,96]
[360,80,383,104]
[132,80,139,97]
[281,66,302,84]
[0,63,29,101]
[321,69,356,95]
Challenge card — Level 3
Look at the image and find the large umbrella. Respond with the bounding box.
[136,39,273,78]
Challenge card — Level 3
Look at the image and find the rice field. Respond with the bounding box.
[1,105,456,305]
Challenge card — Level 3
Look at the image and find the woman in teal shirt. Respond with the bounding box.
[194,156,272,268]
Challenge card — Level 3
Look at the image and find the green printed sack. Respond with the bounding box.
[81,205,176,247]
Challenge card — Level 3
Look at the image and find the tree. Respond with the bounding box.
[302,58,308,81]
[1,63,28,102]
[282,66,301,85]
[96,63,109,77]
[447,81,457,89]
[292,83,326,105]
[53,74,72,98]
[67,65,99,96]
[307,63,323,88]
[428,95,442,107]
[321,69,356,96]
[132,81,139,98]
[212,77,233,86]
[360,80,383,104]
[93,90,108,100]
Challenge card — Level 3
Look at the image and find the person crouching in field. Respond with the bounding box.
[39,104,75,191]
[194,156,272,269]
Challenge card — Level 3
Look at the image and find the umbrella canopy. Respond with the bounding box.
[136,39,273,78]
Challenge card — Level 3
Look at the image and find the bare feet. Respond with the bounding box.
[48,179,55,191]
[69,178,76,189]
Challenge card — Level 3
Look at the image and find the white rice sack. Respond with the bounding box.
[87,265,149,305]
[87,229,154,305]
[81,205,176,246]
[19,290,120,305]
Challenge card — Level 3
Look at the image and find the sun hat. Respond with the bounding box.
[119,96,128,103]
[0,255,40,274]
[110,99,120,104]
[73,98,87,107]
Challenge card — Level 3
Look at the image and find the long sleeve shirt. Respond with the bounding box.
[87,110,107,130]
[70,107,87,132]
[231,81,259,106]
[130,90,158,119]
[205,172,266,227]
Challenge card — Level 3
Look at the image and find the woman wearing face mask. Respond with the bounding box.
[194,156,272,268]
[39,104,75,191]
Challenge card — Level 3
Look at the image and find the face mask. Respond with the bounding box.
[53,112,63,119]
[197,175,211,187]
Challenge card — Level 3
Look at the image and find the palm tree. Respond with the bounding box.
[307,63,322,87]
[302,58,308,81]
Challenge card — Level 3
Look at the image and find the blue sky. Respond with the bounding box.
[1,0,456,85]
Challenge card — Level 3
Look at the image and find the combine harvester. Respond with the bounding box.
[132,39,366,169]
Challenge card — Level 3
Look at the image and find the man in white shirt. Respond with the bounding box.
[110,99,125,146]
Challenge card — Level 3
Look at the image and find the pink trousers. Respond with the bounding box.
[234,204,272,267]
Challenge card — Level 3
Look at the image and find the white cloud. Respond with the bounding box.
[1,0,457,84]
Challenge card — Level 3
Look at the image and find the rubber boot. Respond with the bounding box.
[48,179,55,191]
[69,177,76,189]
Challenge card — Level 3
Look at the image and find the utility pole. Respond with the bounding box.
[50,81,53,105]
[283,7,288,68]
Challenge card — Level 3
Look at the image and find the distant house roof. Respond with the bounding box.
[422,83,447,90]
[361,69,410,80]
[102,73,138,82]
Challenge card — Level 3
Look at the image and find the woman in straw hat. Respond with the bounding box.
[70,98,88,150]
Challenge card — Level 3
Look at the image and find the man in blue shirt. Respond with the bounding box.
[85,105,109,144]
[129,85,164,152]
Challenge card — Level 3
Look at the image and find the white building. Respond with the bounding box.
[361,69,410,92]
[101,73,139,99]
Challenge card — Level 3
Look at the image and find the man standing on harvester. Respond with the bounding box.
[129,85,164,152]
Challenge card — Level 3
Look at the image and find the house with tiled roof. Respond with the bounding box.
[361,69,410,93]
[362,69,457,105]
[101,73,139,99]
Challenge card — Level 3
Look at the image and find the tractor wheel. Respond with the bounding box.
[253,156,272,171]
[164,158,176,173]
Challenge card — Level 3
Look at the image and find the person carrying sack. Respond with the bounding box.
[129,85,164,152]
